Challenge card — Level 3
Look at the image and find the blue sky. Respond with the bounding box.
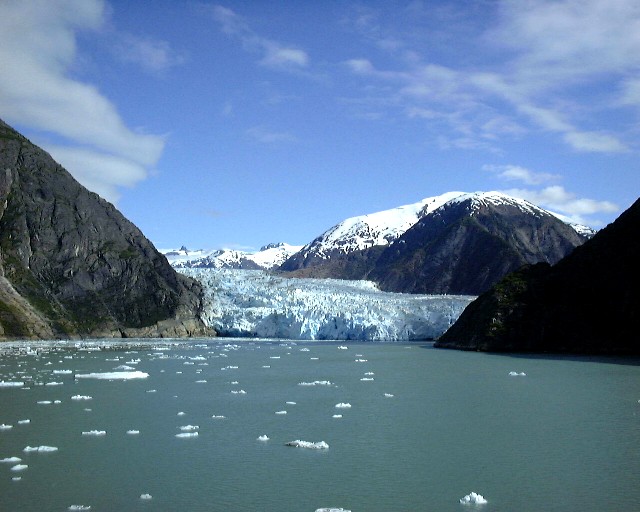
[0,0,638,250]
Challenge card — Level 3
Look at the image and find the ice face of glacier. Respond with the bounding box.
[180,269,475,341]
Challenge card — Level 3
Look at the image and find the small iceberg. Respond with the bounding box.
[509,371,527,376]
[1,457,22,463]
[231,390,247,395]
[71,395,93,401]
[140,494,152,500]
[11,464,28,471]
[0,381,24,387]
[18,419,31,424]
[316,508,351,512]
[332,414,342,419]
[384,393,394,398]
[211,415,226,420]
[179,425,199,431]
[335,403,351,409]
[68,506,91,511]
[298,380,332,386]
[285,440,329,450]
[0,424,13,430]
[82,430,106,436]
[360,377,374,381]
[75,371,149,380]
[257,435,269,441]
[23,446,58,452]
[175,432,198,438]
[53,370,72,375]
[45,382,64,386]
[459,492,488,505]
[126,430,140,435]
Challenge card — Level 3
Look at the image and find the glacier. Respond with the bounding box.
[180,268,474,341]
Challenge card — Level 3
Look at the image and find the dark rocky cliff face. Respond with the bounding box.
[436,197,640,355]
[371,198,586,294]
[0,119,211,339]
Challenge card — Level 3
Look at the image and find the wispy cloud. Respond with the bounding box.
[0,0,165,203]
[211,5,309,70]
[246,126,297,144]
[111,33,186,74]
[341,0,639,154]
[485,163,618,225]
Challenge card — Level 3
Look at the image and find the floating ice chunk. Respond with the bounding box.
[175,432,198,438]
[316,508,351,512]
[332,414,342,419]
[384,393,394,398]
[231,390,247,394]
[338,346,348,350]
[360,378,374,381]
[23,446,58,452]
[68,506,91,510]
[211,415,226,419]
[299,348,310,352]
[146,389,157,393]
[275,410,287,415]
[0,424,13,430]
[113,365,136,371]
[140,494,152,500]
[355,359,368,363]
[82,430,106,436]
[127,430,140,435]
[270,356,280,359]
[298,380,333,386]
[508,371,527,376]
[195,380,207,383]
[335,403,351,409]
[364,372,374,375]
[54,400,61,404]
[310,357,320,360]
[53,370,72,374]
[11,464,28,471]
[0,381,24,387]
[286,401,296,405]
[12,477,21,481]
[179,425,199,431]
[1,457,22,463]
[190,356,206,361]
[459,492,488,505]
[37,400,52,405]
[257,435,269,441]
[262,365,271,368]
[285,440,329,450]
[18,419,31,424]
[177,412,186,416]
[75,371,149,380]
[46,381,64,386]
[71,395,93,401]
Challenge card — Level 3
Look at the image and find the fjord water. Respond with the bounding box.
[1,341,639,512]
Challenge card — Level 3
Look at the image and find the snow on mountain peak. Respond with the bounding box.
[446,191,550,217]
[300,191,466,259]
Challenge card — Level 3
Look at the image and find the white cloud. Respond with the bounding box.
[211,5,309,70]
[0,0,166,202]
[483,164,560,185]
[246,126,297,144]
[112,34,186,73]
[503,186,619,225]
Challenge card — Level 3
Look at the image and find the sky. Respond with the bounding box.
[0,0,638,251]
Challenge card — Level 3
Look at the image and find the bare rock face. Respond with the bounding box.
[436,197,640,355]
[0,119,212,339]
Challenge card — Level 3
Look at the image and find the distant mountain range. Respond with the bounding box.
[0,119,210,339]
[173,191,592,295]
[437,196,640,355]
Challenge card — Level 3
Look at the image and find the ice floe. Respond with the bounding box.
[195,380,207,383]
[175,432,198,438]
[114,365,136,370]
[285,440,329,450]
[298,380,332,386]
[68,506,91,510]
[127,430,140,435]
[360,377,374,381]
[459,492,488,505]
[53,370,72,374]
[257,435,269,441]
[177,412,186,416]
[384,393,394,398]
[23,446,58,452]
[75,371,149,380]
[179,425,199,431]
[0,381,24,387]
[231,390,247,395]
[332,414,342,419]
[18,419,30,424]
[1,457,22,463]
[316,508,351,512]
[509,371,527,376]
[11,464,28,471]
[275,410,287,415]
[211,415,226,419]
[286,401,296,405]
[82,430,106,436]
[45,381,64,386]
[140,494,152,500]
[335,403,351,409]
[71,395,93,400]
[0,424,13,430]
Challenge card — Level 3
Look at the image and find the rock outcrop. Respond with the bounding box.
[0,119,211,339]
[436,197,640,355]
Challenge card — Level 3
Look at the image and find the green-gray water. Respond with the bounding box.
[1,340,639,511]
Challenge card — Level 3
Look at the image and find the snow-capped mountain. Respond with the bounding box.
[280,191,464,271]
[163,243,302,270]
[179,268,474,341]
[281,191,590,295]
[280,191,592,275]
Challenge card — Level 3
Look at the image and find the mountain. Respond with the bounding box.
[281,191,589,294]
[436,197,640,354]
[164,242,302,270]
[0,119,211,340]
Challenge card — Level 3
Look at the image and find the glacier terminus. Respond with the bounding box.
[180,268,475,341]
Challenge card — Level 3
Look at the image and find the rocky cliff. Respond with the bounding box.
[436,197,640,354]
[0,119,211,339]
